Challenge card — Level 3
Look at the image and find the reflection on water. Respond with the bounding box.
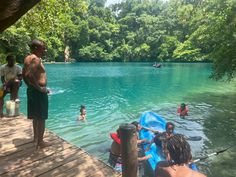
[17,63,236,177]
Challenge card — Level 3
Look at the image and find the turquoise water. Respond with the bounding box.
[17,63,236,177]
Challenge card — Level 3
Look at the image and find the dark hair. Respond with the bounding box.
[29,39,45,51]
[131,121,139,129]
[6,55,14,61]
[166,122,175,130]
[166,134,192,165]
[116,128,120,138]
[181,103,186,108]
[80,105,85,112]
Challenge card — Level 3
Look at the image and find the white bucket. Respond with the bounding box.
[6,99,20,117]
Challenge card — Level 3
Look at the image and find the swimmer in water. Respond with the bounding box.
[78,105,86,121]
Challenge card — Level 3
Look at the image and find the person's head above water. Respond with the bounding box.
[165,122,175,134]
[80,105,86,115]
[166,134,192,165]
[181,103,186,109]
[131,121,142,131]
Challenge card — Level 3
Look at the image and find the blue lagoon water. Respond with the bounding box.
[17,63,236,177]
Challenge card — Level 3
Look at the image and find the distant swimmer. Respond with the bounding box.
[177,103,189,118]
[78,105,86,121]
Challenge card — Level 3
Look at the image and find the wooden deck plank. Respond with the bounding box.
[0,136,66,167]
[3,147,84,176]
[39,152,96,177]
[0,117,120,177]
[0,131,53,153]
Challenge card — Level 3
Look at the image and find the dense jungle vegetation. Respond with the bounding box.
[0,0,235,80]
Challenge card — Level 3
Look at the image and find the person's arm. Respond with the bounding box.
[142,126,161,134]
[0,66,5,85]
[23,57,47,93]
[1,76,4,85]
[138,154,152,161]
[137,138,150,144]
[145,138,154,151]
[16,65,22,80]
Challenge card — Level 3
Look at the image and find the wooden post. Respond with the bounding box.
[120,123,138,177]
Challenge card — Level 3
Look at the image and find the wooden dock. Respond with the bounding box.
[0,116,121,177]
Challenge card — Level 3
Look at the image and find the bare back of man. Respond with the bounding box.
[155,161,206,177]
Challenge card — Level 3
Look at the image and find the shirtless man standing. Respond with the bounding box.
[155,134,206,177]
[23,39,49,149]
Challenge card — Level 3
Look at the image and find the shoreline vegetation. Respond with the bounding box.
[43,60,213,64]
[0,0,235,80]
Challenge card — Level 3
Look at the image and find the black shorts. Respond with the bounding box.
[27,85,48,120]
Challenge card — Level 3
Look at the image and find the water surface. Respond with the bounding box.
[18,63,236,177]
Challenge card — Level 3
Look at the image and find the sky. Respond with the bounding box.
[105,0,168,7]
[105,0,122,6]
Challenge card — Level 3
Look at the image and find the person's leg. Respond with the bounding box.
[33,119,38,143]
[10,80,20,100]
[0,92,7,117]
[37,119,50,148]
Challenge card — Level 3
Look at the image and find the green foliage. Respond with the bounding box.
[173,40,201,61]
[158,36,180,61]
[0,0,235,80]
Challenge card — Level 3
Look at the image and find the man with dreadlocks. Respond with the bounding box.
[155,134,206,177]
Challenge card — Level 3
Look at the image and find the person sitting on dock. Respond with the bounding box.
[78,105,86,121]
[177,103,189,118]
[145,122,175,158]
[155,134,206,177]
[0,55,22,117]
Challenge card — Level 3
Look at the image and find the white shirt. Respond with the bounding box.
[0,64,22,82]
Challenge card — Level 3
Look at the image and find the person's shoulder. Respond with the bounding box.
[0,64,7,68]
[192,170,207,177]
[15,64,22,69]
[0,64,7,71]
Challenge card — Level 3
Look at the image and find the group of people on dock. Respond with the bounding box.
[108,118,206,177]
[0,39,49,149]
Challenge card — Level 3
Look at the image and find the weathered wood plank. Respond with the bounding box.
[0,117,120,177]
[2,147,85,176]
[0,140,75,175]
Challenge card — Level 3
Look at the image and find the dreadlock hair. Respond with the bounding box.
[166,134,192,165]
